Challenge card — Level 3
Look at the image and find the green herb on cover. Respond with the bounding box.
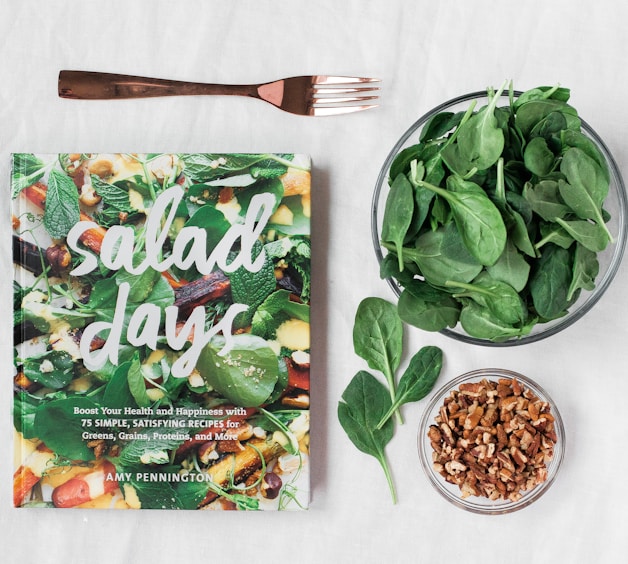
[380,82,614,341]
[338,297,443,503]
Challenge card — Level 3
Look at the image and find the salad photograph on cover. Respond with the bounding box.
[11,152,311,510]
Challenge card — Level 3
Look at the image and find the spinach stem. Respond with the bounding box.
[378,455,397,504]
[383,367,403,425]
[376,396,403,430]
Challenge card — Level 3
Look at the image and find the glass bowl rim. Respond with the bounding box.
[417,367,566,514]
[372,90,628,346]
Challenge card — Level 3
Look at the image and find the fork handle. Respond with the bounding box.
[58,70,258,100]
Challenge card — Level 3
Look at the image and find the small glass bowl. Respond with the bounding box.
[372,90,628,346]
[417,368,565,514]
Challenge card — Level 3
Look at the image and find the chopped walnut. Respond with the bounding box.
[428,377,557,502]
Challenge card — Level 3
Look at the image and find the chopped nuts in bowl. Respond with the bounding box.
[417,368,565,514]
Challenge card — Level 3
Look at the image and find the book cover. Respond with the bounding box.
[11,153,311,510]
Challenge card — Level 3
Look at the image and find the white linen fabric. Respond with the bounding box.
[1,1,627,562]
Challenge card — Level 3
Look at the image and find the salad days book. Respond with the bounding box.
[11,153,311,510]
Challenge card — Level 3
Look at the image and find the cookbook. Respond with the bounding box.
[12,153,311,510]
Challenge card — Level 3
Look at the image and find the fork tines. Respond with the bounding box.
[311,76,380,116]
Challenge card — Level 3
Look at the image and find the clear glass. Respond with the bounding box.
[417,368,565,515]
[372,91,628,346]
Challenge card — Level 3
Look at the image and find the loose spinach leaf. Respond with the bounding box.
[338,371,397,503]
[376,346,443,429]
[352,297,403,422]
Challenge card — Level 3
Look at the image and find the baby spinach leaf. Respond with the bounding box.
[33,397,100,461]
[558,147,613,242]
[486,240,531,292]
[529,244,573,320]
[338,370,396,503]
[127,353,152,408]
[22,350,74,390]
[419,111,464,142]
[103,359,140,409]
[353,297,403,422]
[44,169,81,239]
[376,346,443,429]
[381,173,415,271]
[184,204,232,254]
[353,297,403,383]
[419,176,507,266]
[523,180,570,222]
[535,221,575,251]
[514,85,571,108]
[389,143,427,180]
[555,218,610,252]
[567,243,599,301]
[115,260,163,302]
[197,334,279,407]
[561,130,610,183]
[524,136,555,177]
[459,301,534,341]
[446,273,527,326]
[515,99,580,137]
[398,281,460,332]
[393,223,483,286]
[442,81,507,174]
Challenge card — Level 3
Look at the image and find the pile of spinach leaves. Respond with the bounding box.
[338,297,443,503]
[380,82,615,341]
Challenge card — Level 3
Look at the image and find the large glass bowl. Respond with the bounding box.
[417,368,565,514]
[372,90,628,346]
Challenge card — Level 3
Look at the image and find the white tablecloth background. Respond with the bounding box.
[2,1,627,562]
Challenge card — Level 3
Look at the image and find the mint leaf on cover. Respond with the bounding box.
[44,169,81,238]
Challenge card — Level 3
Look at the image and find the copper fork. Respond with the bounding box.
[58,70,380,116]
